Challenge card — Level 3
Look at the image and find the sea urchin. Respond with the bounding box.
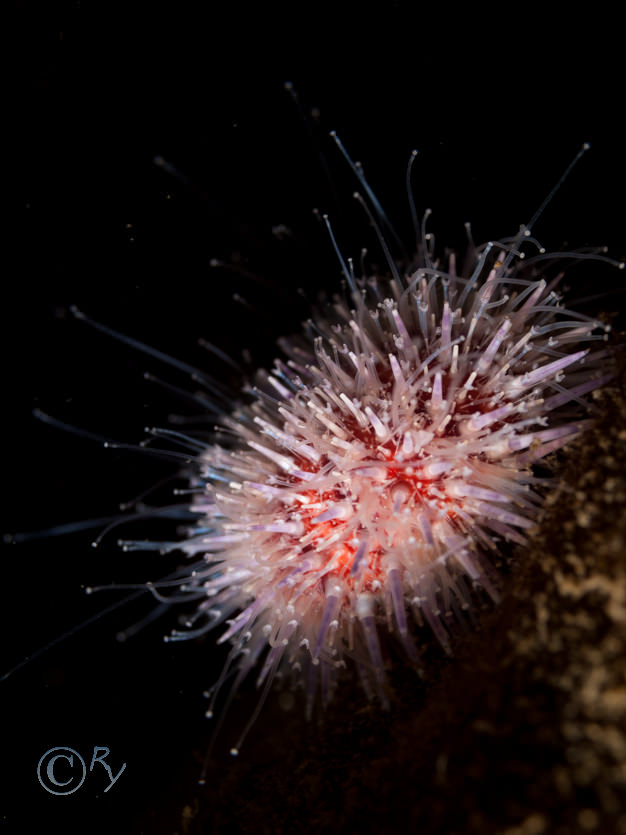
[70,138,621,757]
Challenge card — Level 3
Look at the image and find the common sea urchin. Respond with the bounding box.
[71,138,619,756]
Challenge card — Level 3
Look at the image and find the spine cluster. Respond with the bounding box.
[141,230,612,734]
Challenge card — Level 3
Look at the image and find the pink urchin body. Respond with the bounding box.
[119,158,615,752]
[87,138,622,758]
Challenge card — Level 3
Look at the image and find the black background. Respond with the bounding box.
[2,3,624,834]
